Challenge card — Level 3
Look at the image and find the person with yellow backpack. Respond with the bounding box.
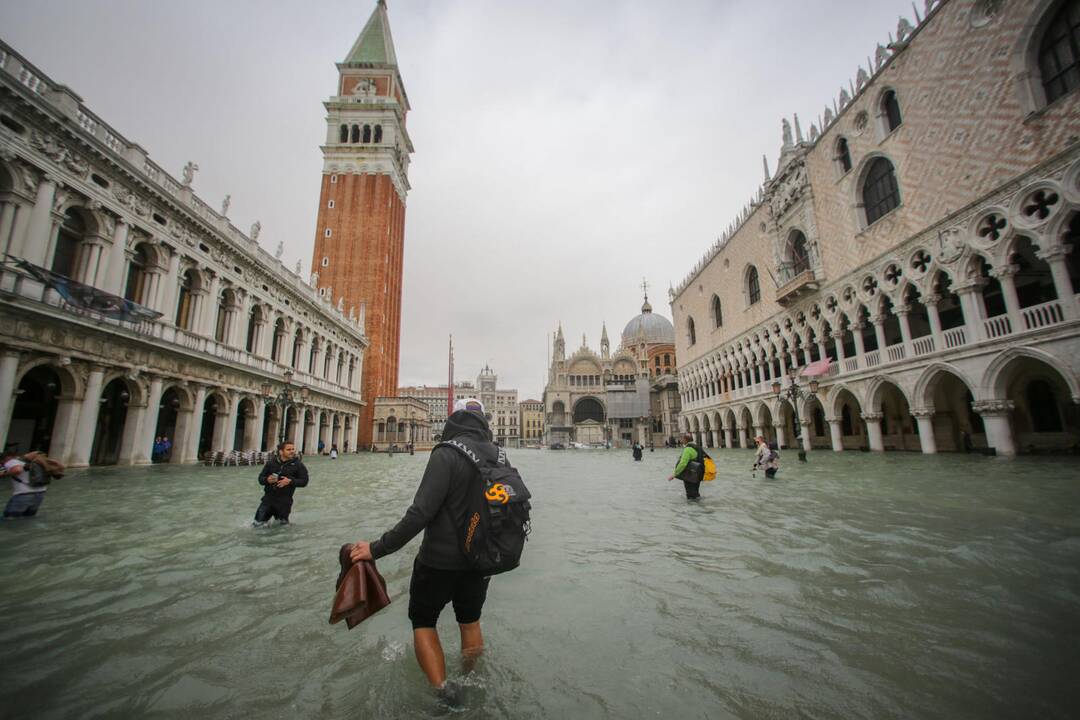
[667,433,716,500]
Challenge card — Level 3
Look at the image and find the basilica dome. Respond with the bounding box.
[621,297,675,346]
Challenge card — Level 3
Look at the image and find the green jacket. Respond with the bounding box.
[673,444,701,480]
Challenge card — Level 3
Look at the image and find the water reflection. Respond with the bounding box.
[0,449,1077,719]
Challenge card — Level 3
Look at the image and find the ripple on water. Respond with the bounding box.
[1,451,1079,719]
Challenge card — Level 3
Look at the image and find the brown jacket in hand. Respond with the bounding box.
[330,544,391,629]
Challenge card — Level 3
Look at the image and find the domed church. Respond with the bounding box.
[543,288,680,447]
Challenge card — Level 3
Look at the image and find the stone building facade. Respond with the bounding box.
[371,396,432,451]
[544,293,680,447]
[519,399,544,445]
[672,0,1080,457]
[310,0,413,448]
[0,39,367,466]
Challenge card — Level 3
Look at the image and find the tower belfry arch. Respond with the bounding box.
[310,0,414,447]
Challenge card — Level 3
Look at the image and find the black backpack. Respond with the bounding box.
[438,438,532,576]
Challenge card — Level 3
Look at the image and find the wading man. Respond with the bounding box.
[349,398,502,689]
[253,441,309,526]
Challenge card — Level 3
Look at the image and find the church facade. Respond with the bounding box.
[672,0,1080,456]
[543,293,679,447]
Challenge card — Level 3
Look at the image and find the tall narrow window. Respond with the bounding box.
[124,244,150,304]
[175,269,196,330]
[747,266,761,305]
[835,137,852,173]
[687,317,696,346]
[350,125,360,143]
[1039,1,1080,103]
[881,90,902,132]
[790,231,810,275]
[51,209,84,279]
[862,158,900,224]
[362,124,372,143]
[339,124,348,143]
[711,294,723,328]
[373,125,383,143]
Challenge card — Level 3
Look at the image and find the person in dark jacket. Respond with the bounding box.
[349,398,502,689]
[253,440,309,526]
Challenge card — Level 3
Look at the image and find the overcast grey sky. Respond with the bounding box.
[1,0,916,400]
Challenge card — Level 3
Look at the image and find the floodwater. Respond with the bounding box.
[1,448,1078,720]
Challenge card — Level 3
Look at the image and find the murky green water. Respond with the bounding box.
[1,449,1078,719]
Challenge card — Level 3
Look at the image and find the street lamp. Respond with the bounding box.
[261,370,309,445]
[771,368,819,462]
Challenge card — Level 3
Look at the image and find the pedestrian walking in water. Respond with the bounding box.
[330,444,339,460]
[632,442,643,461]
[668,433,707,499]
[348,398,520,690]
[2,446,60,518]
[753,436,779,479]
[253,441,309,526]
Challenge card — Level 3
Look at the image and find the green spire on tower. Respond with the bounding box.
[344,0,398,66]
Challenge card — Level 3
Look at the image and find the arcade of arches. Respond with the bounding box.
[0,352,360,467]
[681,354,1080,456]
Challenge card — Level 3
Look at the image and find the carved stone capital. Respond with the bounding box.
[972,399,1014,416]
[861,412,883,421]
[910,407,935,419]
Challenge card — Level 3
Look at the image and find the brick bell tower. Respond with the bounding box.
[311,0,413,447]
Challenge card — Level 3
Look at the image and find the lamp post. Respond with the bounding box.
[771,368,819,462]
[261,369,309,446]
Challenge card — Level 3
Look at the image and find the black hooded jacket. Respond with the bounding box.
[257,453,310,500]
[370,410,502,570]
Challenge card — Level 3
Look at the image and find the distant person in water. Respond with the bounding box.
[753,436,779,478]
[668,433,706,499]
[632,442,643,461]
[330,444,339,460]
[253,441,309,526]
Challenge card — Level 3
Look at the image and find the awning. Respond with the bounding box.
[4,256,163,324]
[799,358,832,377]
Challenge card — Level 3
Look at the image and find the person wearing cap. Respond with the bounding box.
[1,445,47,518]
[349,398,505,690]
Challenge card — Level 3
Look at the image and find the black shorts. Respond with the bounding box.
[253,496,292,522]
[408,558,490,630]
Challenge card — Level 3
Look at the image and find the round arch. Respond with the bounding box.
[572,396,605,424]
[981,346,1080,402]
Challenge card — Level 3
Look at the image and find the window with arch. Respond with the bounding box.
[711,294,723,328]
[373,124,383,143]
[175,269,197,330]
[881,89,902,133]
[339,124,348,143]
[52,209,84,279]
[862,157,900,225]
[362,124,372,143]
[687,317,697,346]
[124,244,151,305]
[350,125,360,143]
[746,266,761,305]
[330,174,338,184]
[324,228,332,238]
[328,200,335,209]
[1039,1,1080,104]
[835,137,852,174]
[789,231,810,276]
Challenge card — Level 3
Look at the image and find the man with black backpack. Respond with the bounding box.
[349,398,531,690]
[667,433,708,500]
[2,445,52,518]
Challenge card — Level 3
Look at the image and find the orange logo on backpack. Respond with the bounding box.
[485,483,509,504]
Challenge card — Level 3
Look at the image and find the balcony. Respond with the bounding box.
[775,262,820,306]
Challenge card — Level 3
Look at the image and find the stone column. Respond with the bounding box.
[973,400,1016,456]
[752,424,763,442]
[5,203,32,261]
[222,392,240,454]
[737,425,748,449]
[828,419,843,451]
[102,219,130,297]
[831,331,846,364]
[68,365,106,468]
[895,307,913,353]
[863,412,884,451]
[77,242,105,287]
[0,201,17,255]
[250,399,266,451]
[852,323,867,357]
[21,176,58,266]
[955,284,985,341]
[117,385,147,465]
[304,409,318,454]
[181,385,207,464]
[0,350,22,447]
[868,317,885,358]
[723,427,733,449]
[1037,246,1077,319]
[912,409,937,454]
[923,294,944,349]
[136,375,164,464]
[49,393,80,464]
[774,422,787,449]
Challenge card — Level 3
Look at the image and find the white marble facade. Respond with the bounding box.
[0,40,367,466]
